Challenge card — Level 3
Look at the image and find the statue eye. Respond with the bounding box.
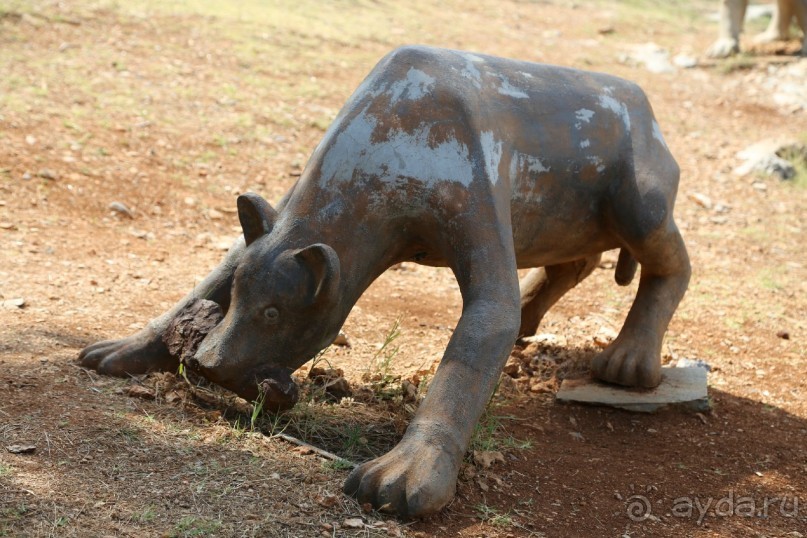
[263,307,279,323]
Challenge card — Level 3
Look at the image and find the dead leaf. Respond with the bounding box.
[569,431,585,442]
[473,450,505,468]
[126,385,155,400]
[342,518,365,529]
[476,477,489,492]
[292,445,314,455]
[315,493,339,508]
[164,389,185,403]
[6,444,36,454]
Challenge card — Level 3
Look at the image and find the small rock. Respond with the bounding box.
[752,182,768,191]
[6,444,36,454]
[37,169,57,181]
[734,139,804,180]
[22,172,31,181]
[25,135,37,145]
[108,201,134,218]
[619,42,675,74]
[1,298,25,309]
[672,54,697,68]
[332,331,350,347]
[776,330,790,340]
[207,208,224,220]
[0,222,16,230]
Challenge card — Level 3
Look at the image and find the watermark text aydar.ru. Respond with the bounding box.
[626,490,801,525]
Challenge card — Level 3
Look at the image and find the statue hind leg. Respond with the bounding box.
[590,147,690,388]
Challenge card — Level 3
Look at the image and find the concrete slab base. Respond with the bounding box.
[556,367,710,413]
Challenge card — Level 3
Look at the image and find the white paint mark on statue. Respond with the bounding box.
[598,94,631,130]
[497,76,529,99]
[574,108,595,129]
[652,120,668,149]
[480,131,503,185]
[460,53,483,88]
[319,107,475,190]
[387,68,436,103]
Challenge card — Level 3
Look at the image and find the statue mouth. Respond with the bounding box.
[256,368,299,412]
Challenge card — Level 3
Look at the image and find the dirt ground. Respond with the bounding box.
[1,0,806,536]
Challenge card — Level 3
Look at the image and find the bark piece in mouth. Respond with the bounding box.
[163,299,224,364]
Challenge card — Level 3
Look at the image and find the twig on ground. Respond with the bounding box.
[269,432,357,469]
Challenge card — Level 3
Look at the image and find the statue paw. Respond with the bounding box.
[343,434,461,518]
[590,337,661,389]
[78,325,177,376]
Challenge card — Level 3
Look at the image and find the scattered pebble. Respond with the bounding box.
[108,201,134,218]
[619,42,675,74]
[332,331,350,347]
[1,298,25,309]
[776,330,790,340]
[672,54,697,68]
[734,139,805,181]
[37,168,57,180]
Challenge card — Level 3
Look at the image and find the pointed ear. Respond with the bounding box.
[237,192,278,246]
[294,244,340,306]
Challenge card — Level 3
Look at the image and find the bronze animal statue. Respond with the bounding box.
[79,46,690,517]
